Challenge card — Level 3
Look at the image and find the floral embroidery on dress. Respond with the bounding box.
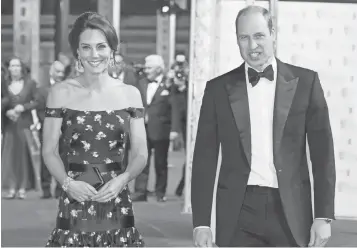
[95,131,106,140]
[45,108,145,247]
[94,114,102,125]
[85,124,93,131]
[81,141,91,152]
[109,140,117,150]
[77,116,85,124]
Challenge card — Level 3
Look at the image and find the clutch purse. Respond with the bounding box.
[74,167,105,190]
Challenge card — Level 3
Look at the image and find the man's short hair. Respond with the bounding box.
[235,6,274,34]
[145,54,165,70]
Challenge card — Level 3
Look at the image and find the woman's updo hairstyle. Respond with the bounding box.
[68,12,119,59]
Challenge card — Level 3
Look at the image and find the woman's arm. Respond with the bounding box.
[42,83,68,186]
[124,86,148,183]
[23,80,41,111]
[90,85,148,202]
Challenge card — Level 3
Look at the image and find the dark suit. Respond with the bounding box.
[191,59,336,247]
[172,85,188,196]
[122,66,139,87]
[134,76,180,198]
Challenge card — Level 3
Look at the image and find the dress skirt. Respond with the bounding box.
[1,123,35,190]
[45,170,144,247]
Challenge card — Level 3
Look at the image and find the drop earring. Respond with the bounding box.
[75,57,84,73]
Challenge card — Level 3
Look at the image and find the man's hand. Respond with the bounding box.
[308,219,332,247]
[170,131,179,141]
[193,228,213,247]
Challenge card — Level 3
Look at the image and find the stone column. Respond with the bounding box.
[183,0,219,214]
[13,0,40,82]
[156,10,173,68]
[54,0,70,58]
[98,0,113,23]
[98,0,121,44]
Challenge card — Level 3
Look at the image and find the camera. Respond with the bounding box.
[132,63,145,78]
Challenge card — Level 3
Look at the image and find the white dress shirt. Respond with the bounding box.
[245,58,279,188]
[146,74,163,105]
[50,78,56,86]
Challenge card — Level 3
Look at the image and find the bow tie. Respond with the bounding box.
[247,64,274,87]
[149,79,159,84]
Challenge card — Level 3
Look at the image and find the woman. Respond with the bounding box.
[2,63,10,133]
[1,56,38,199]
[43,12,147,247]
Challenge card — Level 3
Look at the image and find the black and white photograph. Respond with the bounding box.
[1,0,356,247]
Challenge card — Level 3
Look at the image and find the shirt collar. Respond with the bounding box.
[155,74,164,84]
[50,78,56,85]
[244,56,277,74]
[244,57,277,87]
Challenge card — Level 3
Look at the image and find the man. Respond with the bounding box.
[37,60,65,199]
[191,6,336,247]
[132,54,180,202]
[170,67,189,197]
[110,52,138,87]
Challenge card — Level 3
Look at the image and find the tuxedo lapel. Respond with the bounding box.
[225,64,251,166]
[150,83,165,105]
[273,60,299,158]
[149,77,167,106]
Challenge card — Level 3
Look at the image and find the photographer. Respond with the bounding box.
[169,55,189,197]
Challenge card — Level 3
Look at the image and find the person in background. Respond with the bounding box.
[109,51,139,87]
[169,62,189,197]
[132,54,180,202]
[1,56,40,199]
[2,63,10,134]
[37,60,66,199]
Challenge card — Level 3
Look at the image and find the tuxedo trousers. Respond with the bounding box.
[229,185,297,247]
[134,137,170,198]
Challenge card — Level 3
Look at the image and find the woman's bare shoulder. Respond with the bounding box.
[46,79,81,108]
[119,84,143,108]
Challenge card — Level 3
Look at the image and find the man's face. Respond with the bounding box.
[236,12,275,71]
[52,63,65,82]
[144,61,161,81]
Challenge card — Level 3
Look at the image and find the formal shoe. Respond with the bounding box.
[16,189,26,200]
[175,189,183,197]
[157,196,167,202]
[131,194,147,202]
[41,192,52,199]
[3,189,16,199]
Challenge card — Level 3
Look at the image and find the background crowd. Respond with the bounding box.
[1,51,189,202]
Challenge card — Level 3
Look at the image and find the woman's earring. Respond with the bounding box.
[75,57,84,73]
[109,58,115,67]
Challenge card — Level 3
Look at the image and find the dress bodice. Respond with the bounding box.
[45,107,144,166]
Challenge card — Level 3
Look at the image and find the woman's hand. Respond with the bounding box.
[91,172,130,202]
[14,104,25,113]
[6,109,20,122]
[66,180,98,202]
